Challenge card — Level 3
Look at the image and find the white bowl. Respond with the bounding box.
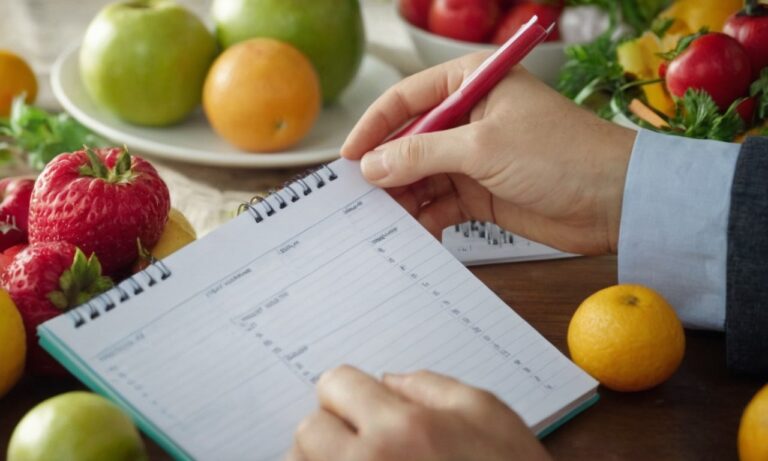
[396,12,567,87]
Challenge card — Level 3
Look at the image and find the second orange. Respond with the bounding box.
[203,38,321,153]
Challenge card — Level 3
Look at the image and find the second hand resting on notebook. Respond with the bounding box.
[285,52,637,461]
[284,366,551,461]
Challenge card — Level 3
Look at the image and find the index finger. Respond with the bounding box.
[340,52,489,160]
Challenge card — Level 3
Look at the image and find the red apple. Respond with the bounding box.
[492,1,562,44]
[399,0,433,29]
[428,0,500,43]
[0,178,33,252]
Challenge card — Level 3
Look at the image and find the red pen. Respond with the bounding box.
[389,16,552,140]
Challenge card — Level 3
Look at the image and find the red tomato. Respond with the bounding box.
[665,33,752,111]
[736,96,757,124]
[399,0,433,29]
[428,0,500,43]
[491,2,562,45]
[658,60,668,79]
[724,6,768,79]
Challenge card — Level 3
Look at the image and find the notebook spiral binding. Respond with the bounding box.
[68,258,172,329]
[237,164,338,223]
[68,165,337,329]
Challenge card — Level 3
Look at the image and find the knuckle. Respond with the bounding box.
[317,364,354,391]
[467,388,502,409]
[395,136,425,170]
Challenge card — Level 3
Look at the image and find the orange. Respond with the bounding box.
[203,38,321,152]
[0,288,26,398]
[567,284,685,392]
[0,50,37,117]
[739,384,768,461]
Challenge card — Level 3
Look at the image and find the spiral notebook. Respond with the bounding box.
[442,222,576,266]
[38,159,598,461]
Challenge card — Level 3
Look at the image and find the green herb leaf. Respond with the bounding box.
[666,89,744,141]
[3,95,108,170]
[750,68,768,120]
[657,28,708,61]
[651,16,675,38]
[565,0,671,34]
[558,33,626,114]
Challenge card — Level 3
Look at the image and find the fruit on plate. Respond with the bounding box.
[211,0,364,104]
[428,0,500,43]
[133,208,196,272]
[665,32,753,111]
[724,3,768,79]
[0,50,37,117]
[492,1,562,44]
[739,384,768,461]
[399,0,433,29]
[0,178,34,252]
[7,392,148,461]
[0,288,25,398]
[567,284,685,392]
[0,243,113,376]
[29,147,170,275]
[80,0,217,126]
[203,38,321,152]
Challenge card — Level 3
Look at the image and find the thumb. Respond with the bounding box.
[359,126,474,188]
[382,370,477,411]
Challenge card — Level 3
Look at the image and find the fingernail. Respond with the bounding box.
[361,150,388,181]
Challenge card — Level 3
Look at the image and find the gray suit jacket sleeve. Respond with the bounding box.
[727,136,768,375]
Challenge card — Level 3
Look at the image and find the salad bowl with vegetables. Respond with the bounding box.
[560,0,768,142]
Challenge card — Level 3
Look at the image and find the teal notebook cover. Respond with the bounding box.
[39,328,598,460]
[39,331,193,461]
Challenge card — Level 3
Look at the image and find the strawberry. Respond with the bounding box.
[0,243,28,277]
[0,242,113,376]
[0,177,34,252]
[29,147,170,275]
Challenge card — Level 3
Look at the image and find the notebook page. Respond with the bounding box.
[442,221,574,266]
[40,159,597,461]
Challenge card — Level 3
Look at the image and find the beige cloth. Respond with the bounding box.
[0,0,422,237]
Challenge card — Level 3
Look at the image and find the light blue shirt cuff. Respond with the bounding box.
[618,130,740,331]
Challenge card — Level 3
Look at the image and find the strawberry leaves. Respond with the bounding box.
[47,248,113,311]
[79,147,137,183]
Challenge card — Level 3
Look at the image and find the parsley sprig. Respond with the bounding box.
[0,95,108,170]
[666,90,744,142]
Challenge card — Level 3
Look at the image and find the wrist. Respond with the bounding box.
[601,123,636,254]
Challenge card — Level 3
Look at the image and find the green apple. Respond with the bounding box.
[80,0,217,126]
[7,392,148,461]
[211,0,365,104]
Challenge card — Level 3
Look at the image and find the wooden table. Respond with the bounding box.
[0,255,762,460]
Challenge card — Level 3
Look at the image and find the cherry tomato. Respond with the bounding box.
[428,0,500,43]
[666,33,752,111]
[658,60,668,79]
[492,1,562,45]
[399,0,433,29]
[724,5,768,79]
[736,96,757,124]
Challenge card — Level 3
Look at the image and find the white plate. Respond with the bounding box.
[51,47,401,168]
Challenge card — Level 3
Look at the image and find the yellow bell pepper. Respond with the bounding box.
[659,0,743,34]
